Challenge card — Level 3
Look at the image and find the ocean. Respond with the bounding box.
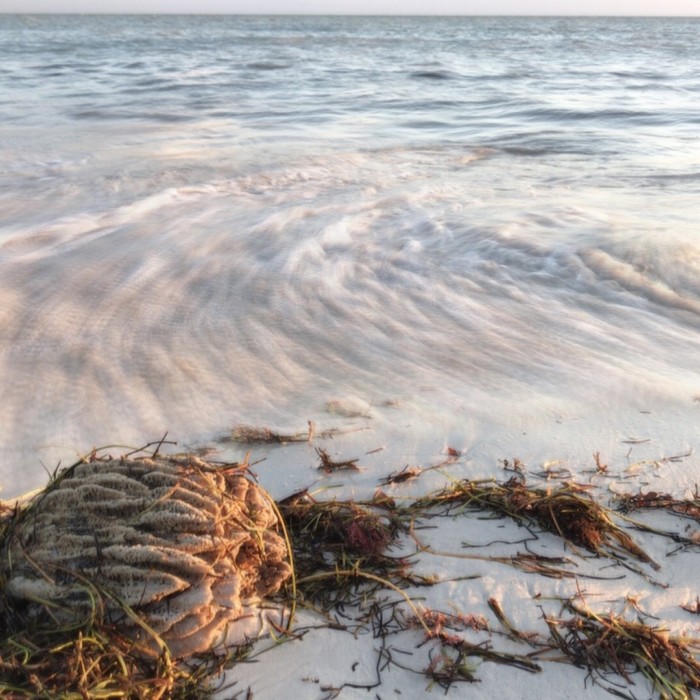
[1,14,699,500]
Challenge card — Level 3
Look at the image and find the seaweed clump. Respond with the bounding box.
[617,489,700,522]
[277,489,420,609]
[414,476,658,569]
[546,601,700,700]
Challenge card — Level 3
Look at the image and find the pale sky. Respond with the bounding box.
[2,0,699,15]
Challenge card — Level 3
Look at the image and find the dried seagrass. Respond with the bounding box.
[414,477,658,569]
[1,455,291,658]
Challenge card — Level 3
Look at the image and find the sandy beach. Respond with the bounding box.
[201,395,700,699]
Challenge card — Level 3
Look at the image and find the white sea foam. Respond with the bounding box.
[1,140,698,498]
[0,14,697,500]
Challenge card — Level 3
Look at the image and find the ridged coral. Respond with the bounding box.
[1,455,291,658]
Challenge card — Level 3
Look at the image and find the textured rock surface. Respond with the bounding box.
[2,455,291,658]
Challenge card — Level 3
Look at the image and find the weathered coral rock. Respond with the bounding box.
[1,455,291,658]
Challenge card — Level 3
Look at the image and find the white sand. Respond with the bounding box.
[207,398,700,699]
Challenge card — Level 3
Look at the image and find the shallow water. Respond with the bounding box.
[1,15,699,498]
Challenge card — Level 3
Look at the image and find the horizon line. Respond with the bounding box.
[1,11,698,16]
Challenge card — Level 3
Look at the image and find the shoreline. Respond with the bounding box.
[2,417,699,699]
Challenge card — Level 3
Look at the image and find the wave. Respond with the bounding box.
[577,246,700,321]
[246,61,291,71]
[409,69,458,81]
[71,108,195,123]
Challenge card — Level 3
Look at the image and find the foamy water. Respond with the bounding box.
[1,15,699,498]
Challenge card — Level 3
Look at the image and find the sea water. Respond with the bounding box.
[1,14,699,498]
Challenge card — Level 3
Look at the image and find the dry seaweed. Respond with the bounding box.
[617,489,700,522]
[315,448,360,473]
[228,424,313,443]
[681,598,700,615]
[276,490,427,610]
[274,487,548,695]
[0,617,249,700]
[615,489,700,552]
[377,458,453,486]
[415,607,541,692]
[423,636,542,692]
[415,531,622,581]
[545,600,700,700]
[488,597,537,645]
[413,476,658,570]
[379,465,424,485]
[226,424,367,444]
